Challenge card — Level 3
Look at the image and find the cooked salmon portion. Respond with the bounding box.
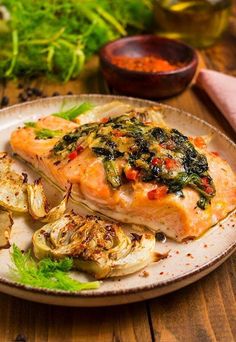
[10,105,236,242]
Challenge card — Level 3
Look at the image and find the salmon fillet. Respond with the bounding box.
[10,106,236,242]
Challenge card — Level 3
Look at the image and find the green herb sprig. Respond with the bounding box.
[11,244,100,291]
[35,128,63,140]
[24,122,37,128]
[53,102,94,121]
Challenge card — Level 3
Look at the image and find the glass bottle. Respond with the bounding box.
[154,0,232,48]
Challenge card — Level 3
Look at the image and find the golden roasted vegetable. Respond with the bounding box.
[0,153,28,212]
[27,180,71,222]
[0,152,69,221]
[33,212,156,279]
[0,209,13,249]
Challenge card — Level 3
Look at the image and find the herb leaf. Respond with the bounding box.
[53,102,94,121]
[35,128,62,140]
[24,121,36,128]
[11,244,100,291]
[103,160,121,188]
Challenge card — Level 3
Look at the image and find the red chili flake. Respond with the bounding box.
[68,150,78,160]
[186,253,194,259]
[125,168,139,181]
[113,129,124,137]
[110,55,180,73]
[151,157,162,166]
[101,117,109,123]
[159,272,164,275]
[211,151,219,157]
[165,158,177,170]
[76,145,84,153]
[147,186,168,200]
[193,137,206,149]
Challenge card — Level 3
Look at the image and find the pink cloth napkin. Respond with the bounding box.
[196,69,236,132]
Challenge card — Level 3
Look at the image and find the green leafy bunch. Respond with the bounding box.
[0,0,153,81]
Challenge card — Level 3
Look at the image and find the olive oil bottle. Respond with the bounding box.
[154,0,232,47]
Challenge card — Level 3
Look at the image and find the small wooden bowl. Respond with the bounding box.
[99,35,198,99]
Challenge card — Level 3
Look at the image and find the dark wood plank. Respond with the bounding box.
[0,293,152,342]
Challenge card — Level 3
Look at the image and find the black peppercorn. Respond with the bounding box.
[32,87,42,96]
[1,96,9,107]
[18,93,28,102]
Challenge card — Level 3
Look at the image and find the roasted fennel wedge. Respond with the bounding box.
[27,179,71,222]
[33,212,157,279]
[0,152,69,222]
[0,152,28,212]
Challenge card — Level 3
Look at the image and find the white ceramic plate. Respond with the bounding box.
[0,95,235,307]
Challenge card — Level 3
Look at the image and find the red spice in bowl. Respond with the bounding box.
[110,55,181,73]
[99,35,198,99]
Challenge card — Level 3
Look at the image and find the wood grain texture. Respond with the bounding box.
[0,4,236,341]
[0,294,152,342]
[149,254,236,342]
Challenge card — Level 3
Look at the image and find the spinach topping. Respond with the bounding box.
[52,114,215,209]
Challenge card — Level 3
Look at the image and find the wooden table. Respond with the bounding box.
[0,10,236,342]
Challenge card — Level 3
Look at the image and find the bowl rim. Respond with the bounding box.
[99,34,198,77]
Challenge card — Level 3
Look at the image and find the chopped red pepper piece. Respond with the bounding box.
[147,186,168,200]
[68,150,78,160]
[101,117,109,123]
[201,177,210,187]
[151,157,162,166]
[165,158,177,170]
[113,129,124,137]
[76,145,84,153]
[205,186,214,194]
[125,168,139,181]
[201,177,214,194]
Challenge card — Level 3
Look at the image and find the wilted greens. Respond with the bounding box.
[0,0,153,81]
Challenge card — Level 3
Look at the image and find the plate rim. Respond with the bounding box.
[0,94,235,299]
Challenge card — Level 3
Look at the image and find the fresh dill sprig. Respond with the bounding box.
[11,244,100,291]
